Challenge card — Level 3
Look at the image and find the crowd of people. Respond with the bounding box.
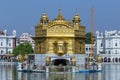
[0,56,16,62]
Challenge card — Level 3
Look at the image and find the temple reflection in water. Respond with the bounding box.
[1,62,120,80]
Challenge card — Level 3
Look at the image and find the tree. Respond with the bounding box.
[12,43,34,56]
[85,32,94,44]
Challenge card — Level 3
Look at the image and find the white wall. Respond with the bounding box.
[0,30,16,55]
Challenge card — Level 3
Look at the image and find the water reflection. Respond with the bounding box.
[17,72,102,80]
[102,64,120,80]
[0,64,120,80]
[0,64,17,80]
[18,72,46,80]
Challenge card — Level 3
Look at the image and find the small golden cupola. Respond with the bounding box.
[73,12,81,24]
[40,13,49,24]
[57,10,63,20]
[54,9,64,20]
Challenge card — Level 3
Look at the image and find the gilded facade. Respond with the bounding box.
[33,11,85,56]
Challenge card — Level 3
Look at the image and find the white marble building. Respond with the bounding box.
[96,30,120,63]
[85,44,95,55]
[0,29,16,55]
[19,33,35,49]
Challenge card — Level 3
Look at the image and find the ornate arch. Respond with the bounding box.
[108,57,111,62]
[104,57,107,62]
[119,58,120,63]
[115,57,118,63]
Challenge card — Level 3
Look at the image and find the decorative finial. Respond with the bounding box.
[58,9,61,13]
[76,8,78,15]
[43,8,46,14]
[58,9,62,20]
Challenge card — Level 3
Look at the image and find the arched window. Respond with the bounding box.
[115,43,117,47]
[108,51,111,54]
[101,43,103,47]
[86,48,88,51]
[0,50,3,54]
[104,57,107,62]
[108,58,111,62]
[115,58,118,63]
[119,58,120,63]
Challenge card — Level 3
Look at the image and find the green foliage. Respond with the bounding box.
[12,43,34,56]
[85,32,94,44]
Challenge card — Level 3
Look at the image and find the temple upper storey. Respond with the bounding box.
[35,11,85,38]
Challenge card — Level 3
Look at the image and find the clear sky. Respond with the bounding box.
[0,0,120,36]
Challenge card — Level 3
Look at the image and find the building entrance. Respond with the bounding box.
[53,59,69,66]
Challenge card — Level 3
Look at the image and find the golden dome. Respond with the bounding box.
[74,13,80,19]
[73,13,81,23]
[40,13,49,22]
[53,9,65,20]
[42,13,47,18]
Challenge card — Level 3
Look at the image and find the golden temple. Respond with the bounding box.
[33,11,86,56]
